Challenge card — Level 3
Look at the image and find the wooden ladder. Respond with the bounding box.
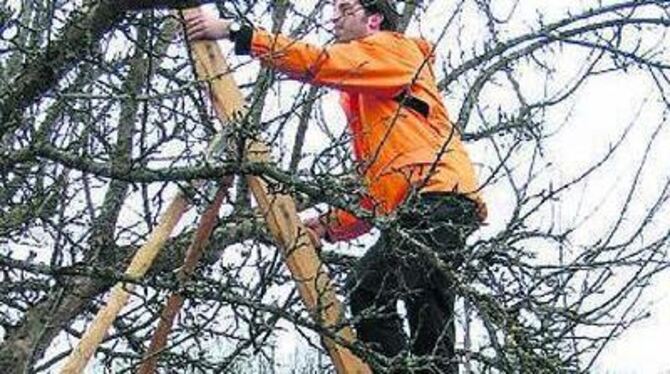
[60,6,370,374]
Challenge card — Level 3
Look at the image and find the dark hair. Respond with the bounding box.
[360,0,399,31]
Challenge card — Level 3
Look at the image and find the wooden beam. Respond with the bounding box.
[182,7,370,374]
[60,196,188,373]
[60,6,370,373]
[137,184,230,374]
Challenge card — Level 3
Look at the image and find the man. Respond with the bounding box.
[186,1,486,372]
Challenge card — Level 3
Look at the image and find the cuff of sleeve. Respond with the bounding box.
[321,200,376,243]
[324,218,373,243]
[231,25,253,55]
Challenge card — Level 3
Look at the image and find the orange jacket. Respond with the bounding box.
[246,29,486,241]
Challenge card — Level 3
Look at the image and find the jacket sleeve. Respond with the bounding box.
[322,196,375,243]
[236,28,418,96]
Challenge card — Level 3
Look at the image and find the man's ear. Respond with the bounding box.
[367,13,384,31]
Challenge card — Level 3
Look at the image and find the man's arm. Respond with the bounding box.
[305,193,377,245]
[184,13,381,243]
[184,13,419,96]
[305,210,374,245]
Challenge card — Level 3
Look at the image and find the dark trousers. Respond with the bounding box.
[345,193,479,373]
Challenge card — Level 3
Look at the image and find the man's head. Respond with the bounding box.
[333,0,398,42]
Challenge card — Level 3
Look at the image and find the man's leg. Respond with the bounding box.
[399,193,479,373]
[345,234,407,364]
[405,272,457,373]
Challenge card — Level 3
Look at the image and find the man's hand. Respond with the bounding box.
[184,12,231,41]
[304,216,328,250]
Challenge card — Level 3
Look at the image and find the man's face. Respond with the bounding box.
[333,0,373,42]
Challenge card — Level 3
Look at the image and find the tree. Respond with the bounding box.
[1,0,669,372]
